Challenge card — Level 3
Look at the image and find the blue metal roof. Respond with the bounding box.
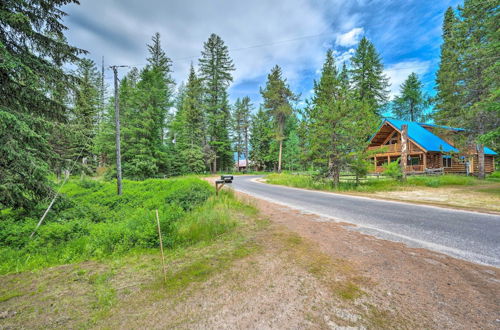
[381,118,497,155]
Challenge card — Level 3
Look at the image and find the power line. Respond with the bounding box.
[124,32,334,68]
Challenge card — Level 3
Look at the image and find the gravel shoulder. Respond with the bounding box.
[238,191,500,329]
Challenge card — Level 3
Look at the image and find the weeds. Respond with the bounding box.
[0,177,244,274]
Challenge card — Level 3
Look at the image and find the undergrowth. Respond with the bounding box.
[0,177,245,274]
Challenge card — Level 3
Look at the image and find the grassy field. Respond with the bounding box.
[0,177,253,274]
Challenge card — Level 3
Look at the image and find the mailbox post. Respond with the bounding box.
[215,175,233,196]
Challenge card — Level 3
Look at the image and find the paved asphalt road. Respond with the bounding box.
[230,175,500,267]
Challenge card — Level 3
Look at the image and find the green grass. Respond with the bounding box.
[265,173,495,193]
[0,177,246,274]
[0,291,25,303]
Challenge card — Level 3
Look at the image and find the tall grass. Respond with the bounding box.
[0,177,245,274]
[265,173,488,193]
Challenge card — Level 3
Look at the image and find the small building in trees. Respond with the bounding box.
[234,159,249,171]
[368,118,497,174]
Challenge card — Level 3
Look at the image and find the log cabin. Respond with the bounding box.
[368,118,497,174]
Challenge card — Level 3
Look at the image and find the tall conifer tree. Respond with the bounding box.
[350,37,390,115]
[198,34,235,172]
[249,107,273,170]
[71,58,101,172]
[177,65,205,173]
[392,72,429,122]
[434,1,499,179]
[305,51,377,186]
[232,96,252,170]
[0,0,84,209]
[260,65,296,172]
[118,33,174,179]
[435,7,462,125]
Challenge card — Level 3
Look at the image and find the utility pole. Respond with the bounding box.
[110,65,127,195]
[100,56,105,123]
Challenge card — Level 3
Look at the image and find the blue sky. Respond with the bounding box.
[62,0,463,110]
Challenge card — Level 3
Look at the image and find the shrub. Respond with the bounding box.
[382,159,402,180]
[488,171,500,179]
[0,177,216,274]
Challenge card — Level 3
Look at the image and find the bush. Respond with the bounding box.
[0,177,217,274]
[382,159,402,180]
[488,171,500,180]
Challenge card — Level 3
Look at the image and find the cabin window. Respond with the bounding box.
[407,156,420,166]
[384,132,399,145]
[442,156,452,168]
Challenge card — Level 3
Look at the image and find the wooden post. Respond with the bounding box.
[400,124,408,180]
[155,210,167,284]
[374,156,377,172]
[423,153,427,172]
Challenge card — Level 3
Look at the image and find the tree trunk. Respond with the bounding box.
[213,155,217,174]
[278,140,283,173]
[477,144,485,180]
[333,165,340,188]
[237,151,240,172]
[244,130,248,172]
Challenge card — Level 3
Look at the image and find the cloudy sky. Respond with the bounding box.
[62,0,463,107]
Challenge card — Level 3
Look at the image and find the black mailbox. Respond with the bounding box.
[221,175,233,180]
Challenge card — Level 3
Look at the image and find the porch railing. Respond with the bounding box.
[368,143,400,153]
[374,164,425,173]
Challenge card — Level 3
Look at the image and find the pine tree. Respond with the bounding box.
[0,0,85,209]
[232,96,252,171]
[350,37,390,115]
[71,58,102,173]
[120,33,174,179]
[392,72,429,122]
[434,1,499,179]
[283,115,301,171]
[305,51,377,186]
[260,65,297,172]
[176,65,205,173]
[232,98,244,170]
[434,7,462,125]
[198,34,235,172]
[147,32,175,143]
[249,107,273,170]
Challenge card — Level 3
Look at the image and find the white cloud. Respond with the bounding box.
[63,0,353,100]
[333,48,356,66]
[61,0,448,106]
[335,27,364,47]
[384,60,431,99]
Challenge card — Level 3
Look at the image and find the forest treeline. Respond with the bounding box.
[0,0,498,210]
